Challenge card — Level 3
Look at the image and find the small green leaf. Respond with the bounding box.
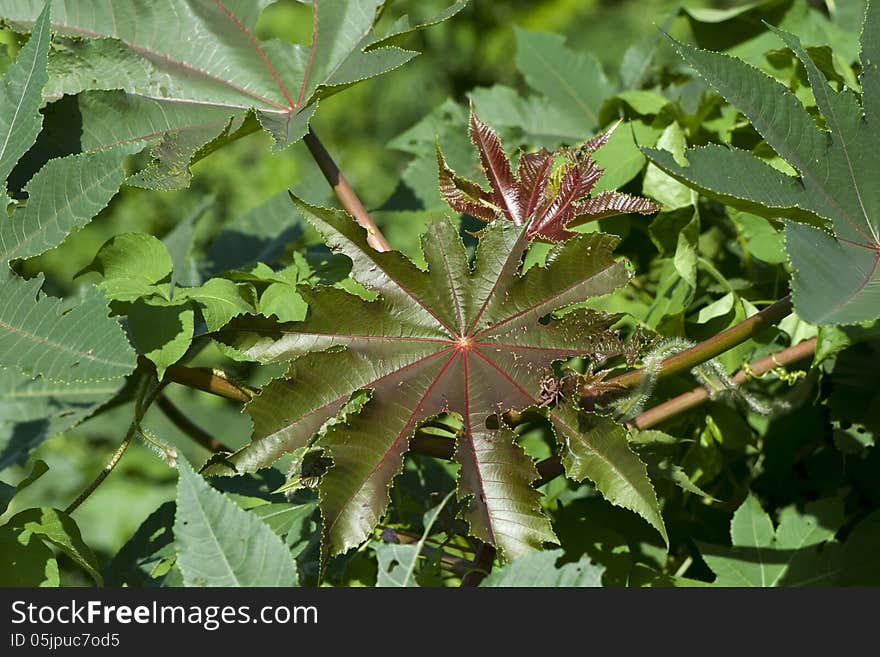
[0,526,58,586]
[174,459,298,587]
[181,278,255,332]
[128,297,194,380]
[642,123,694,211]
[729,210,786,264]
[82,233,173,302]
[6,507,103,584]
[480,548,605,587]
[0,459,47,515]
[699,494,845,587]
[375,491,454,587]
[257,282,307,323]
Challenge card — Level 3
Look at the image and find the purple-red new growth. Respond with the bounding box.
[437,107,659,241]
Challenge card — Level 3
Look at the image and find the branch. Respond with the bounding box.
[529,335,817,488]
[157,395,232,453]
[65,376,164,514]
[136,356,254,403]
[303,128,392,252]
[583,295,793,400]
[632,337,816,429]
[411,334,817,491]
[460,542,496,586]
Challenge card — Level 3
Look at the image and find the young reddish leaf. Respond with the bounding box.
[436,142,498,221]
[216,196,667,559]
[570,191,660,228]
[516,148,553,220]
[530,159,604,241]
[468,107,525,224]
[437,111,657,241]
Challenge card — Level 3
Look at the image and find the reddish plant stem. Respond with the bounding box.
[136,356,253,404]
[460,543,496,586]
[632,337,817,430]
[583,295,793,399]
[303,128,392,252]
[531,334,817,487]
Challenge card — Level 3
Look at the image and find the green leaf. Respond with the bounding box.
[375,491,453,587]
[480,548,605,587]
[6,506,103,584]
[513,27,613,134]
[0,369,122,471]
[104,501,179,587]
[591,121,660,193]
[641,123,694,212]
[698,494,845,587]
[0,1,50,189]
[249,501,317,543]
[215,194,664,559]
[181,278,255,332]
[0,0,456,187]
[256,281,307,323]
[1,144,141,266]
[0,525,58,586]
[729,209,786,264]
[553,408,667,546]
[647,12,880,324]
[0,276,136,382]
[841,509,880,585]
[81,233,172,302]
[128,297,194,380]
[173,459,297,587]
[0,459,47,514]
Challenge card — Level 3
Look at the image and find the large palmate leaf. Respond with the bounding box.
[437,109,658,242]
[215,196,666,559]
[646,3,880,325]
[0,0,466,188]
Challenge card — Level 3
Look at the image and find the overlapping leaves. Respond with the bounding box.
[437,109,658,242]
[0,3,136,387]
[215,193,666,560]
[646,1,880,325]
[0,0,466,188]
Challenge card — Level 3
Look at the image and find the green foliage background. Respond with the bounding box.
[2,0,878,587]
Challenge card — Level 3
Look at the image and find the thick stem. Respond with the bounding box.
[460,543,496,586]
[632,337,816,430]
[584,294,793,399]
[137,356,254,403]
[303,128,392,252]
[530,334,817,488]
